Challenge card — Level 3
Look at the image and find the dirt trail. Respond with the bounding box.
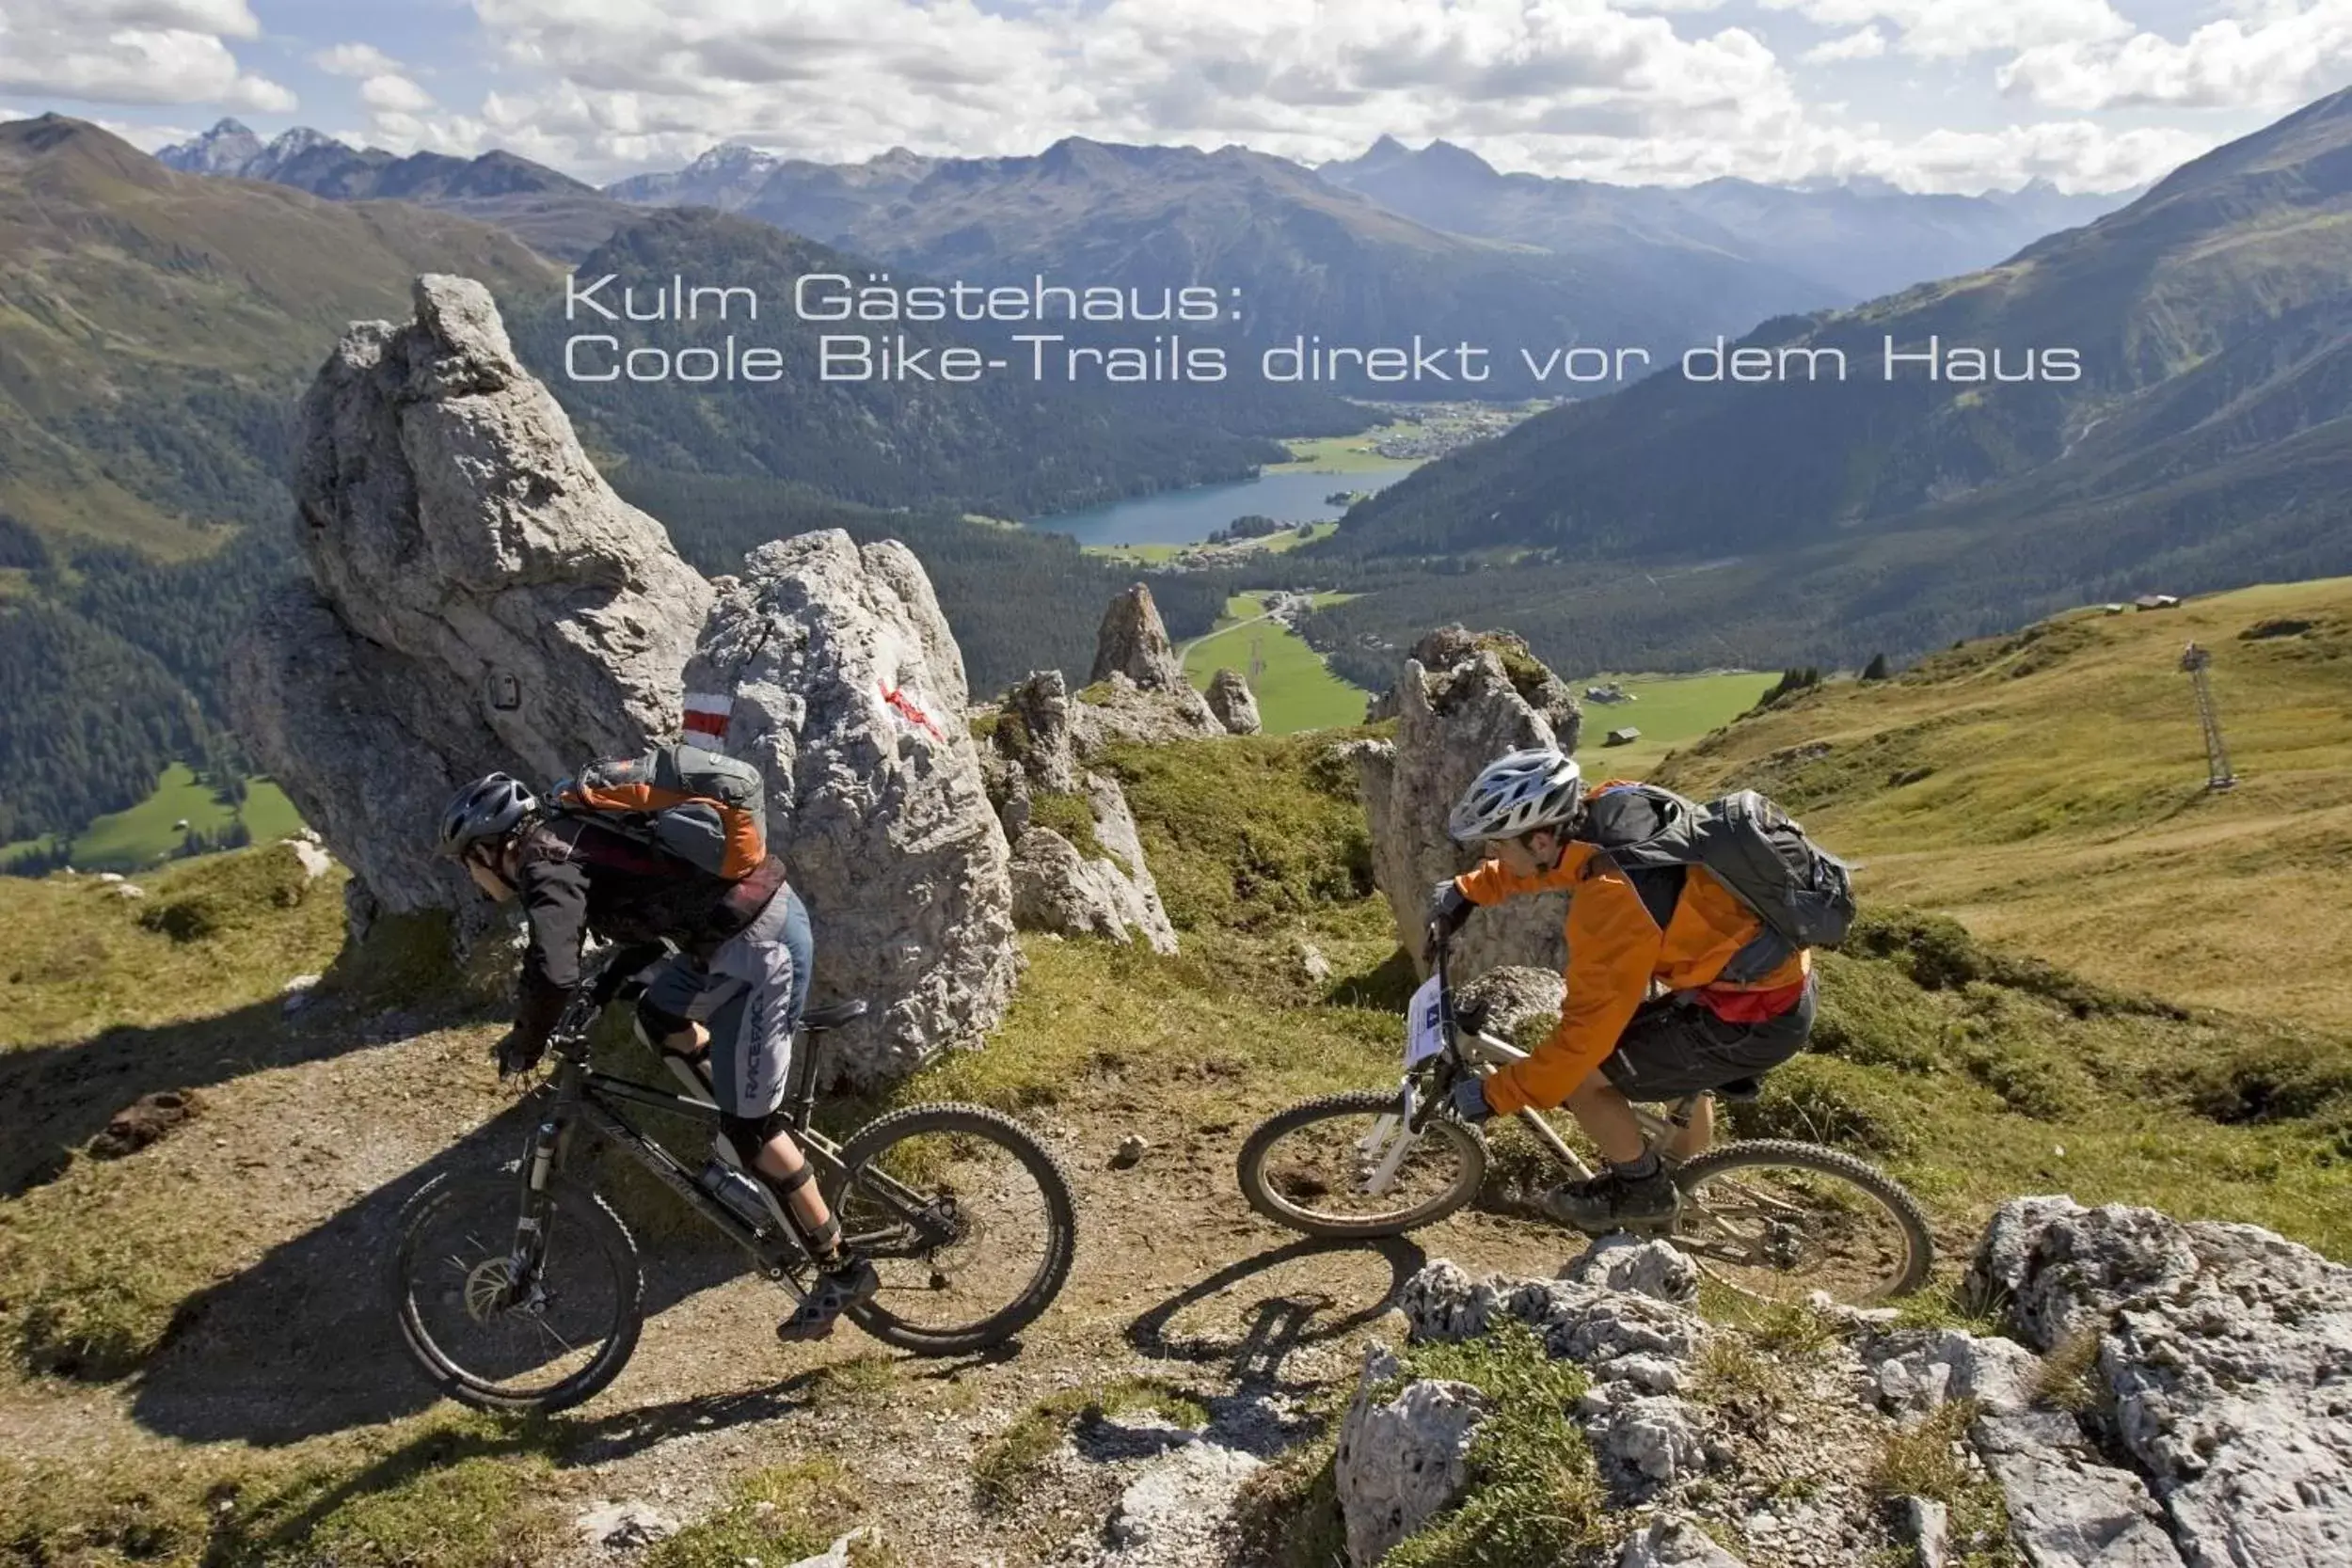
[6,1003,1586,1567]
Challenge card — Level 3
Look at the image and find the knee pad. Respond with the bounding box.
[635,994,694,1052]
[716,1109,801,1175]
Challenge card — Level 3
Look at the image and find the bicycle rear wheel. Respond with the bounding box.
[389,1172,644,1413]
[1670,1140,1933,1307]
[1235,1089,1487,1239]
[828,1103,1075,1355]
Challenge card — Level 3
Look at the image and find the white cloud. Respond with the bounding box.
[359,72,436,113]
[0,0,293,109]
[313,42,403,78]
[1804,26,1887,63]
[435,0,2203,193]
[1760,0,2132,60]
[463,0,1815,177]
[1999,4,2352,110]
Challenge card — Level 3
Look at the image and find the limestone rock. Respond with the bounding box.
[1616,1515,1750,1567]
[1899,1496,1951,1568]
[1971,1411,2185,1568]
[230,275,712,926]
[279,838,334,879]
[1091,582,1187,691]
[1205,668,1262,735]
[1862,1328,2042,1418]
[987,671,1178,953]
[1347,635,1581,982]
[1334,1345,1486,1568]
[783,1529,870,1568]
[1091,1439,1262,1567]
[1400,1259,1707,1369]
[573,1500,678,1549]
[1451,964,1565,1040]
[681,531,1017,1085]
[991,669,1082,794]
[1578,1382,1709,1483]
[1974,1198,2352,1568]
[1072,670,1224,749]
[1562,1236,1700,1307]
[1391,626,1584,743]
[1397,1259,1717,1497]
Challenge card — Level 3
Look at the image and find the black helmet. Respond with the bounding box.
[437,772,536,858]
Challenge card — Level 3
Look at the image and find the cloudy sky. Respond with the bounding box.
[2,0,2346,192]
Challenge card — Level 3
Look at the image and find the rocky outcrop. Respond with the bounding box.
[1092,583,1189,690]
[1384,1249,1718,1504]
[985,671,1178,954]
[1564,1234,1701,1307]
[1071,672,1226,749]
[230,275,711,926]
[1078,585,1223,744]
[1346,631,1582,981]
[1618,1517,1751,1568]
[1205,668,1262,735]
[1089,1440,1263,1568]
[1334,1346,1486,1567]
[1333,1203,2345,1568]
[1387,626,1584,743]
[1451,964,1565,1043]
[681,532,1019,1085]
[1964,1197,2352,1568]
[993,668,1082,795]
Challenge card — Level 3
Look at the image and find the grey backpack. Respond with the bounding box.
[552,743,771,880]
[1581,784,1856,982]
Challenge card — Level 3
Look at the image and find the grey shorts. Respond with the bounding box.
[1599,974,1816,1101]
[642,885,813,1118]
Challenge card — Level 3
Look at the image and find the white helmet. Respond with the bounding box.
[1447,747,1583,844]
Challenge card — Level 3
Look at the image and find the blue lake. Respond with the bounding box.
[1027,467,1411,547]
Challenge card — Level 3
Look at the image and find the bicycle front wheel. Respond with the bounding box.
[389,1172,644,1414]
[829,1103,1075,1355]
[1236,1089,1487,1239]
[1671,1140,1934,1307]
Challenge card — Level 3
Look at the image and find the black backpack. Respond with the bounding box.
[1581,783,1856,982]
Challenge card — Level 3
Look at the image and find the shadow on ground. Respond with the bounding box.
[128,1095,756,1447]
[1124,1233,1427,1393]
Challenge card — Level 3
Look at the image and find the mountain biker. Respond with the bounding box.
[1428,747,1817,1232]
[437,763,879,1341]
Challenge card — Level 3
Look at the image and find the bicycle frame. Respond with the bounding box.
[1373,929,1705,1198]
[504,966,954,1291]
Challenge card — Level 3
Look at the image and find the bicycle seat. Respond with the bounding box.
[802,999,868,1032]
[1712,1076,1766,1103]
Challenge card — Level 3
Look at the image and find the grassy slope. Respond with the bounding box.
[1655,578,2352,1035]
[0,764,303,871]
[0,116,557,553]
[1573,671,1782,779]
[2,666,2347,1561]
[1182,594,1369,732]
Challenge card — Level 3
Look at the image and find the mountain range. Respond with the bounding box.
[0,115,1342,847]
[163,120,2138,399]
[156,119,634,260]
[1318,135,2130,307]
[1304,86,2352,676]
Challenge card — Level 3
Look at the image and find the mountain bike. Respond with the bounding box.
[389,947,1077,1414]
[1236,928,1932,1306]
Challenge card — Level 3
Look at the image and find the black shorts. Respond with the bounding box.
[1599,974,1816,1101]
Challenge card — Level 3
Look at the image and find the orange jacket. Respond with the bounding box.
[1454,827,1810,1116]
